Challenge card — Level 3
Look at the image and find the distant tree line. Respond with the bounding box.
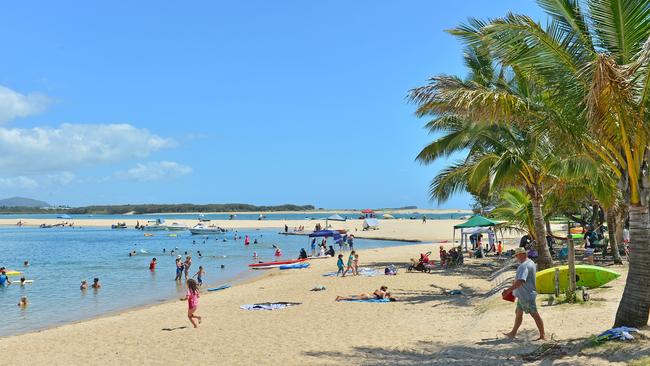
[0,204,315,214]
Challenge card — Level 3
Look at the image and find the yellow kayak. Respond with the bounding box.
[4,269,21,276]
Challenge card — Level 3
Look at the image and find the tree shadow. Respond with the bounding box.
[302,332,650,365]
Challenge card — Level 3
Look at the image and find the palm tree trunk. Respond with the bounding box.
[614,204,650,327]
[606,206,623,264]
[530,189,553,270]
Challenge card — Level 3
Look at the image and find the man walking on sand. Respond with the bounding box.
[502,247,545,340]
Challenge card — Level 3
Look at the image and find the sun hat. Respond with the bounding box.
[514,247,527,255]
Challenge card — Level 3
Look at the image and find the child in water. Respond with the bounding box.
[91,278,101,289]
[193,266,205,286]
[18,296,28,309]
[80,280,88,290]
[336,254,345,276]
[180,279,202,328]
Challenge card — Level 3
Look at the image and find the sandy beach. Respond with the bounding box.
[0,220,641,365]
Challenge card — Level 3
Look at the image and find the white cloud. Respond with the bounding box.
[115,161,192,182]
[0,123,173,174]
[0,85,50,123]
[0,176,39,189]
[47,171,76,185]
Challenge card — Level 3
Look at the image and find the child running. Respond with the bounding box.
[180,279,202,328]
[193,266,205,286]
[336,254,345,276]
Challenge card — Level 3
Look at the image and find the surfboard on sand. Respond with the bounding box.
[536,265,620,294]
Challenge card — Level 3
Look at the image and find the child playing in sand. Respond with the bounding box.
[193,266,205,286]
[180,279,202,328]
[18,296,28,309]
[337,254,345,276]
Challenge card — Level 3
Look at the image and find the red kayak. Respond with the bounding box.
[249,258,308,268]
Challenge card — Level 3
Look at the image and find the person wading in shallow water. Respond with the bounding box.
[502,247,545,340]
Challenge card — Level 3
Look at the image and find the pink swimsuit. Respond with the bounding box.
[187,290,199,309]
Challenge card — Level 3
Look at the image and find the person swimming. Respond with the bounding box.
[18,296,28,309]
[80,280,88,290]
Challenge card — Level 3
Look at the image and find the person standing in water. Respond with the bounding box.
[193,266,205,286]
[245,235,250,246]
[180,279,202,328]
[149,258,157,270]
[502,247,545,340]
[184,256,192,280]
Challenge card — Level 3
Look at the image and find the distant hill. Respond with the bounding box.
[0,196,50,208]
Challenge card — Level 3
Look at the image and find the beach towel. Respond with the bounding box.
[595,327,639,342]
[322,268,378,277]
[337,298,390,303]
[240,302,301,311]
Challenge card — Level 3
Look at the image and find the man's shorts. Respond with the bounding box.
[516,297,538,314]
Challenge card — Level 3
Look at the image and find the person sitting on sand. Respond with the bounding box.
[439,247,448,267]
[325,246,335,257]
[91,278,101,289]
[80,280,88,290]
[18,296,28,309]
[335,286,397,301]
[299,248,308,259]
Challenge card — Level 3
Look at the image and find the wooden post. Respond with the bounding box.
[567,221,577,301]
[554,268,560,298]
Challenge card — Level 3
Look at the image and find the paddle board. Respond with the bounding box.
[11,280,33,285]
[279,263,310,270]
[207,285,230,292]
[536,265,620,294]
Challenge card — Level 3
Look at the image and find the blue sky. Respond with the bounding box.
[0,0,545,208]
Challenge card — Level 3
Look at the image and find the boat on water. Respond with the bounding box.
[189,224,226,235]
[143,219,167,231]
[248,258,308,269]
[163,222,188,231]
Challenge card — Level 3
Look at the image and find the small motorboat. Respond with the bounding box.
[189,224,226,235]
[163,222,188,231]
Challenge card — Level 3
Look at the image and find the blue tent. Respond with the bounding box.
[309,230,342,241]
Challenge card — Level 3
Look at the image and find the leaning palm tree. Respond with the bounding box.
[460,0,650,327]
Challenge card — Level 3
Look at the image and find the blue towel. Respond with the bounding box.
[339,298,390,303]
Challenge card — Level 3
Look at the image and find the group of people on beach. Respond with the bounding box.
[336,251,359,277]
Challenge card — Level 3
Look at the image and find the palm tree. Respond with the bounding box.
[458,0,650,327]
[409,41,602,270]
[491,188,536,236]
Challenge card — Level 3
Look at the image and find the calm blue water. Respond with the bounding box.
[0,212,468,221]
[0,227,411,336]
